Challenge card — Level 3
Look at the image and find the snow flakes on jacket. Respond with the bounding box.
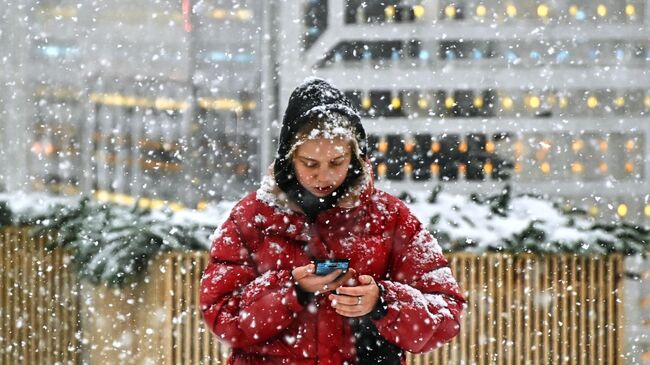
[200,165,466,365]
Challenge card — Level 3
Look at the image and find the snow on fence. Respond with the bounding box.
[0,227,625,364]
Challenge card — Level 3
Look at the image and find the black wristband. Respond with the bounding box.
[294,282,315,306]
[369,282,388,320]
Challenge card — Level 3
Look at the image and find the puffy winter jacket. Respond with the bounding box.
[200,167,466,364]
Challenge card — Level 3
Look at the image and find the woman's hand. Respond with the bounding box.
[292,264,356,294]
[328,275,380,317]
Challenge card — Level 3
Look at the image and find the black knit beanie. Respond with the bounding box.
[274,78,368,221]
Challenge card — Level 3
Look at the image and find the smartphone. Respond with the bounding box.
[314,259,350,276]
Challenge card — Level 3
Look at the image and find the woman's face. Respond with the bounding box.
[293,137,353,197]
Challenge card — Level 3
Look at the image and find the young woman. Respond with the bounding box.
[200,78,465,364]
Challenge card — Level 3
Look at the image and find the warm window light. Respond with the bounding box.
[597,4,607,17]
[559,96,569,108]
[614,96,626,107]
[571,162,584,173]
[404,142,414,153]
[572,139,584,152]
[413,5,425,18]
[514,162,522,172]
[644,204,650,217]
[476,4,487,17]
[625,139,635,151]
[404,163,413,174]
[625,4,636,16]
[599,140,608,151]
[513,142,524,156]
[501,96,514,110]
[484,161,494,174]
[599,162,608,173]
[459,142,468,153]
[617,203,628,217]
[569,5,578,17]
[625,162,634,173]
[458,163,466,174]
[644,95,650,108]
[236,9,253,21]
[377,163,387,176]
[385,5,396,18]
[528,95,541,109]
[378,140,388,153]
[587,95,599,109]
[473,96,484,108]
[430,163,440,174]
[418,97,429,109]
[445,96,455,109]
[391,96,401,109]
[361,95,372,109]
[506,4,517,17]
[540,161,551,174]
[431,141,441,153]
[537,4,549,18]
[589,206,599,216]
[486,141,495,153]
[212,8,227,19]
[444,4,456,18]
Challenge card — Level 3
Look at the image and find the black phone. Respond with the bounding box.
[314,259,350,276]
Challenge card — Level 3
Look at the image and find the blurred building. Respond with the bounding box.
[277,1,650,363]
[0,0,268,207]
[279,0,650,226]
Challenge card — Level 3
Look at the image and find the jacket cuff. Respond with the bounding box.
[294,282,315,307]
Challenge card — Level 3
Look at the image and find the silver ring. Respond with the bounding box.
[323,284,328,291]
[357,296,362,306]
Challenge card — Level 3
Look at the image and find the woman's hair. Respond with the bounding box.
[287,111,365,164]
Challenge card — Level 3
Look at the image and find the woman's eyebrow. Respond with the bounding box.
[297,155,318,162]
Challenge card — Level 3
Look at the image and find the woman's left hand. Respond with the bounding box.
[328,275,380,317]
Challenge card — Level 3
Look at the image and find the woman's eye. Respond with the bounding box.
[304,162,317,168]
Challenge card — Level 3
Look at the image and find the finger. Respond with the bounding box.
[292,264,315,280]
[358,275,375,285]
[328,294,359,306]
[329,268,356,288]
[321,269,343,283]
[335,285,370,296]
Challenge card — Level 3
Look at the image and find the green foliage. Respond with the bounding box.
[31,198,216,287]
[0,201,11,227]
[428,186,650,256]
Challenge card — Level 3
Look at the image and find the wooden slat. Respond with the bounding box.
[0,228,631,365]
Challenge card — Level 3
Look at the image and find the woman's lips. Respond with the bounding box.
[314,186,334,193]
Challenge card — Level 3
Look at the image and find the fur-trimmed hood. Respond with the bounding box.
[257,160,375,216]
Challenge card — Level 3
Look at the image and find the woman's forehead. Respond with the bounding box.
[295,138,351,156]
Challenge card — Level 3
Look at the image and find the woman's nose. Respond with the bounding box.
[314,166,333,182]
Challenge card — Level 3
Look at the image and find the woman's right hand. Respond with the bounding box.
[291,264,356,294]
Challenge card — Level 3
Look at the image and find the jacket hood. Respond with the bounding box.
[273,78,368,221]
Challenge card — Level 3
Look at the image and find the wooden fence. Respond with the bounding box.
[0,227,80,365]
[0,227,626,364]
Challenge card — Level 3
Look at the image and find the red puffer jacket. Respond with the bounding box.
[200,169,466,364]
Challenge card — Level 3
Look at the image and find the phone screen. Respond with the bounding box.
[314,259,350,276]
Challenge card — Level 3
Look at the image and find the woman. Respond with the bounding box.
[200,78,465,364]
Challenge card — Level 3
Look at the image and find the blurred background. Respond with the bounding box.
[1,0,649,222]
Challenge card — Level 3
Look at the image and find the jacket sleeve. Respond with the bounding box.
[199,202,305,348]
[372,199,466,353]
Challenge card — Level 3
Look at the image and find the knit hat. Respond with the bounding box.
[274,77,368,221]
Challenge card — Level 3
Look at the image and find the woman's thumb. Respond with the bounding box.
[358,275,374,285]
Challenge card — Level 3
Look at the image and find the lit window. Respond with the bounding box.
[537,4,549,18]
